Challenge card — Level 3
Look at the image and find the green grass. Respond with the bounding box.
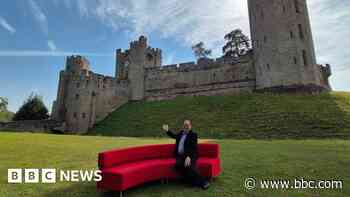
[91,92,350,139]
[0,111,14,122]
[0,132,349,197]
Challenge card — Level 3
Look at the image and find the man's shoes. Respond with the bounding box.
[201,181,210,190]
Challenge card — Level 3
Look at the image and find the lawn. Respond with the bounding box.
[0,132,349,197]
[91,92,350,139]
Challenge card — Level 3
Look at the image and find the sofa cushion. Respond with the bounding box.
[101,158,176,190]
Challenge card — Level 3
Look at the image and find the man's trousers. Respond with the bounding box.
[174,155,206,187]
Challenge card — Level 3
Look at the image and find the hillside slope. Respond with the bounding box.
[91,92,350,139]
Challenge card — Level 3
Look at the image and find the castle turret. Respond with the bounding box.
[116,36,162,101]
[248,0,329,92]
[66,55,90,74]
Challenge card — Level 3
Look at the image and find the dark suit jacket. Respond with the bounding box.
[166,130,198,160]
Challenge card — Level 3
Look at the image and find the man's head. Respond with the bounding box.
[183,119,192,132]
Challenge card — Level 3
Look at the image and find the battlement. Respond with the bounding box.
[130,35,148,49]
[320,64,332,77]
[65,55,90,73]
[146,53,253,73]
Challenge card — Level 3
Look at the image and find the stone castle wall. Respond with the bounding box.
[0,120,62,133]
[52,0,333,133]
[52,56,129,133]
[144,54,256,100]
[247,0,330,91]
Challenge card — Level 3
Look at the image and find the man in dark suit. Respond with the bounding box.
[162,119,210,189]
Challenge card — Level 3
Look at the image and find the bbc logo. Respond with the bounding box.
[8,169,56,183]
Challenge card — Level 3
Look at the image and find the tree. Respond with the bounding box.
[13,93,49,121]
[192,42,212,59]
[0,97,8,112]
[222,29,250,58]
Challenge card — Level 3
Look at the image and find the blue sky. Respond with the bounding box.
[0,0,349,113]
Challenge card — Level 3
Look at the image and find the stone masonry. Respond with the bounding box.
[52,0,332,133]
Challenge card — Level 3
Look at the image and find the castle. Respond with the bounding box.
[51,0,332,133]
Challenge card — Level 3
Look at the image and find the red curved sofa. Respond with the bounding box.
[97,143,221,193]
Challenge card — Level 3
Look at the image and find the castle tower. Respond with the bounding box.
[248,0,325,91]
[52,55,94,133]
[116,36,162,101]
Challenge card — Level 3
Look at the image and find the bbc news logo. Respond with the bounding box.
[8,169,102,184]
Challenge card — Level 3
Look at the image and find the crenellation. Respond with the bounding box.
[52,0,332,133]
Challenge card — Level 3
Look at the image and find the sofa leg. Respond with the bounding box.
[119,191,123,197]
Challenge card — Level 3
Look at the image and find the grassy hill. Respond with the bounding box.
[0,132,349,197]
[91,92,350,139]
[0,110,14,122]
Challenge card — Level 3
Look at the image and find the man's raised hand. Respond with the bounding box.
[162,124,169,132]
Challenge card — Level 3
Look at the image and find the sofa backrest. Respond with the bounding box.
[98,143,220,170]
[198,143,220,158]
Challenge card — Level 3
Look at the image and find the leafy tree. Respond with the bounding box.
[192,42,212,59]
[222,29,250,58]
[0,97,8,112]
[13,93,49,121]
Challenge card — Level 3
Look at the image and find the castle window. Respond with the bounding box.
[73,112,77,119]
[266,64,271,71]
[298,24,304,39]
[75,94,80,100]
[256,40,259,48]
[92,91,96,97]
[82,113,86,119]
[264,36,267,43]
[290,31,294,39]
[261,8,264,19]
[283,5,286,13]
[76,82,80,88]
[147,53,153,61]
[302,50,308,66]
[294,57,298,64]
[294,0,300,13]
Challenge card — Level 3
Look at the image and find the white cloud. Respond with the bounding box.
[308,0,350,90]
[92,0,249,55]
[47,40,57,51]
[0,16,16,34]
[0,50,112,57]
[51,0,350,90]
[76,0,89,18]
[28,0,48,35]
